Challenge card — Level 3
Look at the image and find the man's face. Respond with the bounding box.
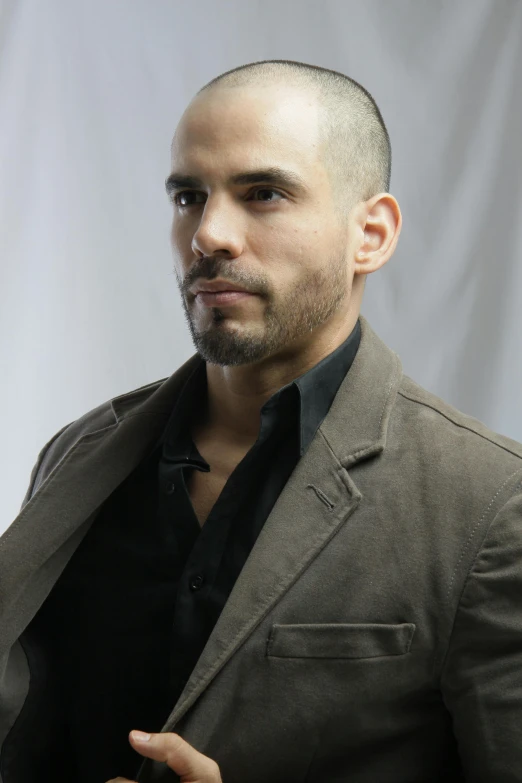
[168,84,356,368]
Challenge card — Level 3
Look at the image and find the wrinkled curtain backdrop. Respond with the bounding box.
[1,0,521,531]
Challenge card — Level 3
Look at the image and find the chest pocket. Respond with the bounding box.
[266,622,415,659]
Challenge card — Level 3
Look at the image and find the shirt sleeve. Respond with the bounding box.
[441,483,522,781]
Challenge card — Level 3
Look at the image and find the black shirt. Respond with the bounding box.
[30,318,361,782]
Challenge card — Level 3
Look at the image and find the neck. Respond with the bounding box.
[201,312,359,446]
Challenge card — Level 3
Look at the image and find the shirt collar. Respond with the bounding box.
[160,317,361,464]
[280,317,361,456]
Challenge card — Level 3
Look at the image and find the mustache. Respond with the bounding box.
[182,258,266,296]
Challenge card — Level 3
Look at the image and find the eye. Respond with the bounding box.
[171,187,285,208]
[250,188,284,203]
[172,191,205,207]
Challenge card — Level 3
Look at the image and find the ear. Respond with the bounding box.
[354,193,402,277]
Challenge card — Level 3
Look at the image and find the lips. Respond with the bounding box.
[196,287,248,294]
[195,290,256,307]
[189,277,254,295]
[194,285,251,295]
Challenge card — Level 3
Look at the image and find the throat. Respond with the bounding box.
[186,424,256,528]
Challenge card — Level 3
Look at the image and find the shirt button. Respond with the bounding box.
[165,481,176,494]
[189,574,205,591]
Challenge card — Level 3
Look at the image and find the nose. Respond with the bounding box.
[191,196,244,259]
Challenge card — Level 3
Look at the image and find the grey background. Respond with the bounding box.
[1,0,521,530]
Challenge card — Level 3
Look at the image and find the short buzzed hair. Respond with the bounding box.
[197,59,391,209]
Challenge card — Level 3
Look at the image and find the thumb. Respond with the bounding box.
[129,731,221,782]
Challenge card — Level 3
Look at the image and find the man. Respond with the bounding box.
[1,58,522,783]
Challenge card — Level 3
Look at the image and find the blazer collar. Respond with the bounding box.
[320,314,402,467]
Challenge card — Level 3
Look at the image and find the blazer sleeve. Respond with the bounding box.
[440,482,522,781]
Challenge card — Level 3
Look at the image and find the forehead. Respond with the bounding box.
[171,85,323,175]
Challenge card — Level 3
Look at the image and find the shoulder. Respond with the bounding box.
[50,377,169,456]
[397,374,522,461]
[24,376,170,505]
[390,375,522,502]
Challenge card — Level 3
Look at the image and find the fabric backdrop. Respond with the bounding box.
[1,0,521,532]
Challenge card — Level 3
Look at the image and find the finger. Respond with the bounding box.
[105,778,136,782]
[129,730,221,781]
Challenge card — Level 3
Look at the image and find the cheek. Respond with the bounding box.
[258,213,322,251]
[171,217,194,252]
[268,224,323,266]
[263,238,317,290]
[170,220,182,249]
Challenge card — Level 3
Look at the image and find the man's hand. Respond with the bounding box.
[106,729,222,783]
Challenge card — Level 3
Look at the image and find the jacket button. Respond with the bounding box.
[189,574,204,591]
[165,481,176,494]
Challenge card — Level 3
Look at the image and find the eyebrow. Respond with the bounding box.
[164,166,308,196]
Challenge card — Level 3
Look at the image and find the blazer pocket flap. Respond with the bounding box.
[267,622,416,659]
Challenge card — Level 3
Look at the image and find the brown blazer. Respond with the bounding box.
[1,315,522,783]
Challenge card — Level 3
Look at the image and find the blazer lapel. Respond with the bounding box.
[159,428,362,733]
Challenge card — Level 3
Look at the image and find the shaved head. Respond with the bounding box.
[197,59,391,211]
